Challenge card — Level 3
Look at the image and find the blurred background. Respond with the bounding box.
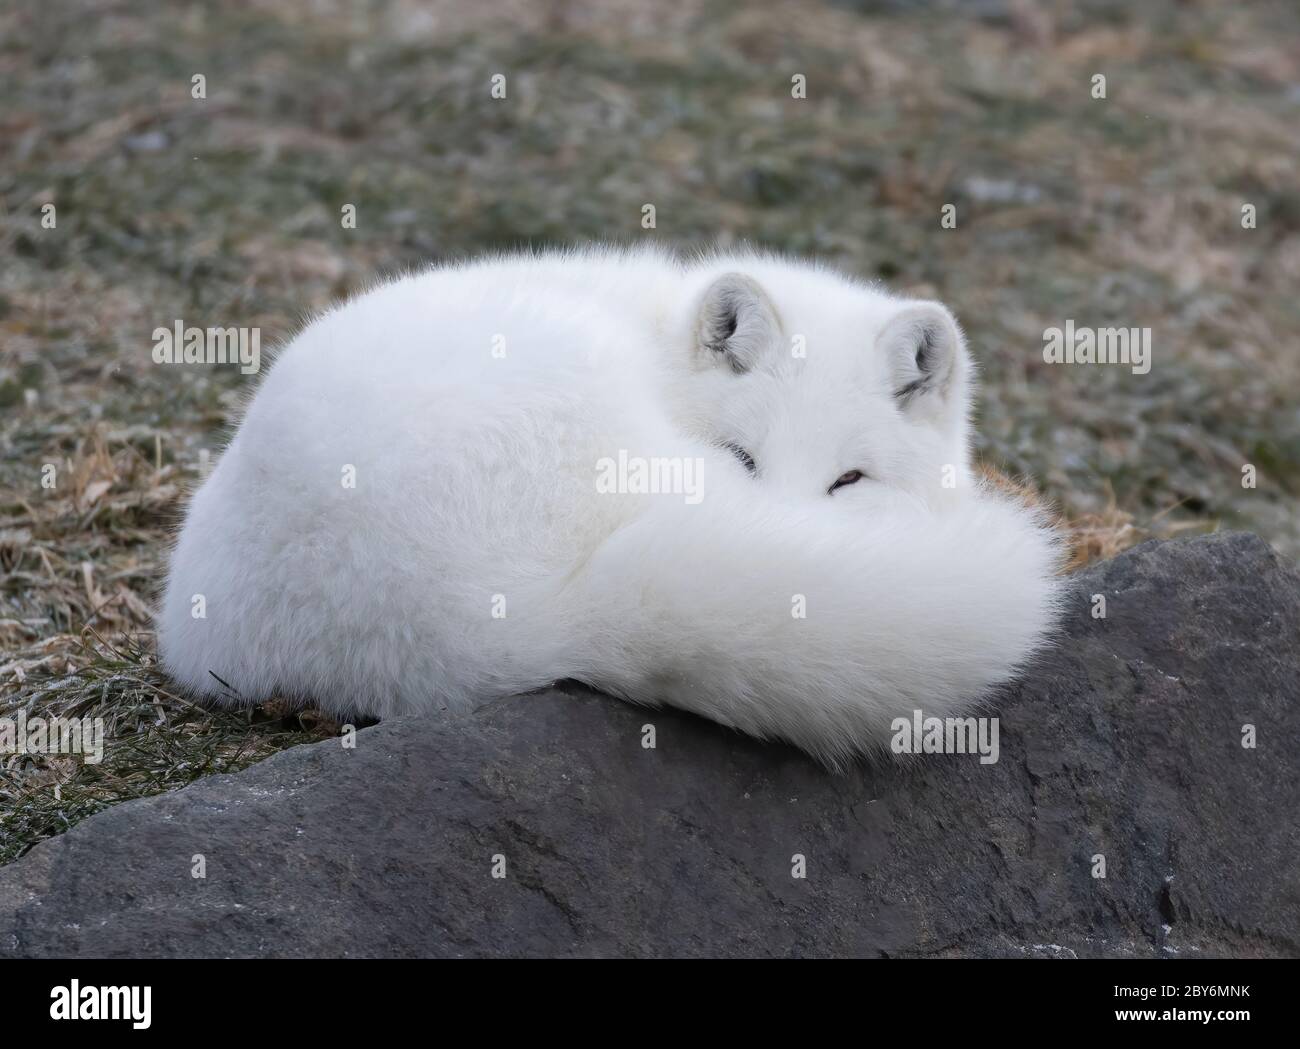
[1,0,1297,855]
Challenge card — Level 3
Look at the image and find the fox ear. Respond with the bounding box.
[694,273,781,374]
[879,302,968,419]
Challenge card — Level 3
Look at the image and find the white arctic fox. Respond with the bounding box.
[159,246,1063,766]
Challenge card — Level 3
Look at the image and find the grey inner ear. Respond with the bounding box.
[894,326,938,403]
[892,318,957,407]
[697,273,778,374]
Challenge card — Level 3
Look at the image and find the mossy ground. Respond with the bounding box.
[2,0,1297,863]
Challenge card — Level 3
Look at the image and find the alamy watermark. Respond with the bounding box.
[1043,320,1151,375]
[891,710,999,764]
[50,981,151,1029]
[152,320,261,374]
[0,712,104,764]
[595,450,705,505]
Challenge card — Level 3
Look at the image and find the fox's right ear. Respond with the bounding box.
[693,273,781,374]
[879,301,970,425]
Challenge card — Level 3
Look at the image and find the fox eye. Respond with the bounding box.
[828,469,864,494]
[726,443,757,475]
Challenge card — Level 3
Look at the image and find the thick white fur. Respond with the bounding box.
[159,245,1063,766]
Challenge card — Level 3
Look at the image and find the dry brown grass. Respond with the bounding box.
[2,0,1296,862]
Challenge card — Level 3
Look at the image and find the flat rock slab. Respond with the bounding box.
[1,532,1296,957]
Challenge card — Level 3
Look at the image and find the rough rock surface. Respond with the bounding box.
[1,532,1296,958]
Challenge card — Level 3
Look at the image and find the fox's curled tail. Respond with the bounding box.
[569,483,1066,768]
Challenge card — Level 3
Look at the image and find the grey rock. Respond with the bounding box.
[1,532,1296,958]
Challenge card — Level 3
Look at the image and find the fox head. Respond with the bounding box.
[666,257,975,509]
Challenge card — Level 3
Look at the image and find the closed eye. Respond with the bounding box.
[725,443,757,476]
[828,469,864,494]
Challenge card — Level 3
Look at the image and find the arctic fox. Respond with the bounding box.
[159,246,1063,766]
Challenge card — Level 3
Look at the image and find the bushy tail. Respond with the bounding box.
[569,486,1066,767]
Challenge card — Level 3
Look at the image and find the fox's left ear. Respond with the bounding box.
[879,302,970,423]
[693,273,782,374]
